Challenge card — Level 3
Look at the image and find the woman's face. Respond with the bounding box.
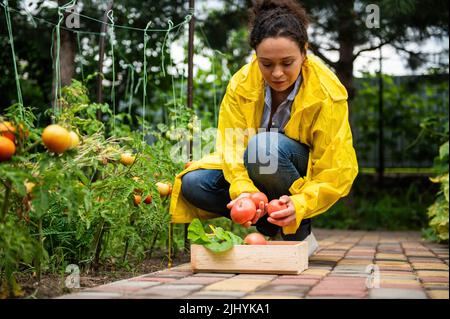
[256,37,305,93]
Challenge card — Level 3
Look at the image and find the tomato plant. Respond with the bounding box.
[0,80,199,297]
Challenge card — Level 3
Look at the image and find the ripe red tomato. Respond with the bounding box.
[249,192,268,207]
[243,233,267,245]
[144,194,152,204]
[267,199,288,216]
[230,198,256,224]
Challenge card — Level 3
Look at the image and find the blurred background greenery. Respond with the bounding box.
[1,0,448,241]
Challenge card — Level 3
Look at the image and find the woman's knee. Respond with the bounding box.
[244,132,292,176]
[244,132,279,167]
[181,171,200,201]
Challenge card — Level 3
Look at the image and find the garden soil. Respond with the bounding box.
[14,250,190,299]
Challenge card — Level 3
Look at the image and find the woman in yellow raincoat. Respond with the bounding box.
[169,0,358,246]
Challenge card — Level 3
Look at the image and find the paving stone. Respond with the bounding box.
[86,281,161,293]
[328,272,370,278]
[408,257,444,263]
[339,258,374,263]
[378,279,422,290]
[244,294,302,299]
[379,274,418,281]
[377,265,413,271]
[376,261,410,266]
[379,270,416,277]
[189,290,247,298]
[136,284,204,298]
[344,255,375,259]
[148,283,204,291]
[168,263,192,271]
[270,278,319,286]
[412,263,448,270]
[56,291,123,299]
[333,265,370,272]
[309,256,342,263]
[193,273,236,278]
[321,276,367,285]
[55,229,450,300]
[305,295,367,299]
[184,294,240,299]
[172,276,226,285]
[307,287,367,298]
[422,282,449,289]
[426,290,449,299]
[301,269,330,277]
[375,253,407,261]
[129,276,177,283]
[151,270,192,278]
[317,249,347,255]
[419,276,449,283]
[255,284,310,297]
[203,278,271,292]
[308,264,334,270]
[233,274,277,280]
[369,288,427,299]
[405,251,435,257]
[379,283,423,290]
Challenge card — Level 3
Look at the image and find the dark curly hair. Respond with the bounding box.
[249,0,309,54]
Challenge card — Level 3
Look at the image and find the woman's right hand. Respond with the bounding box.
[226,193,266,228]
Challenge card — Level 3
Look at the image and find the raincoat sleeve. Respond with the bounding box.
[215,85,260,200]
[284,98,359,235]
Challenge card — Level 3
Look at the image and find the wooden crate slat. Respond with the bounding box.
[191,241,308,275]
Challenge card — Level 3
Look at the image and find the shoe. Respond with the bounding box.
[305,232,319,257]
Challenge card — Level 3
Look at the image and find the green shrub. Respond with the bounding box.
[423,141,449,243]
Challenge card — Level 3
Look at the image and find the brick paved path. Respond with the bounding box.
[58,229,449,299]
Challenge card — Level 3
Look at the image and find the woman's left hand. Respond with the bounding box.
[267,195,296,227]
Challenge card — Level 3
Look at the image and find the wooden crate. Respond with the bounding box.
[190,241,308,275]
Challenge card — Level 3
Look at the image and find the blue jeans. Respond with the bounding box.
[181,132,311,240]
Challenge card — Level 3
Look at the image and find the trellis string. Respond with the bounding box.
[2,0,24,116]
[106,9,116,133]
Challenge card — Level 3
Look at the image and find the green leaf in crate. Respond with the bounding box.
[187,218,243,252]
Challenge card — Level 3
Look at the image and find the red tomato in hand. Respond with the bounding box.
[230,198,256,224]
[267,199,288,216]
[249,192,268,207]
[244,233,267,245]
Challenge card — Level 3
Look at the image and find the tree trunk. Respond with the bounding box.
[59,27,76,87]
[335,0,356,101]
[51,1,76,107]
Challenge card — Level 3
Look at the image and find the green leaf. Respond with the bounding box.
[205,239,233,252]
[187,219,211,244]
[187,218,243,252]
[439,141,449,161]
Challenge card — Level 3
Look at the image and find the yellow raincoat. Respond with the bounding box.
[169,54,358,235]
